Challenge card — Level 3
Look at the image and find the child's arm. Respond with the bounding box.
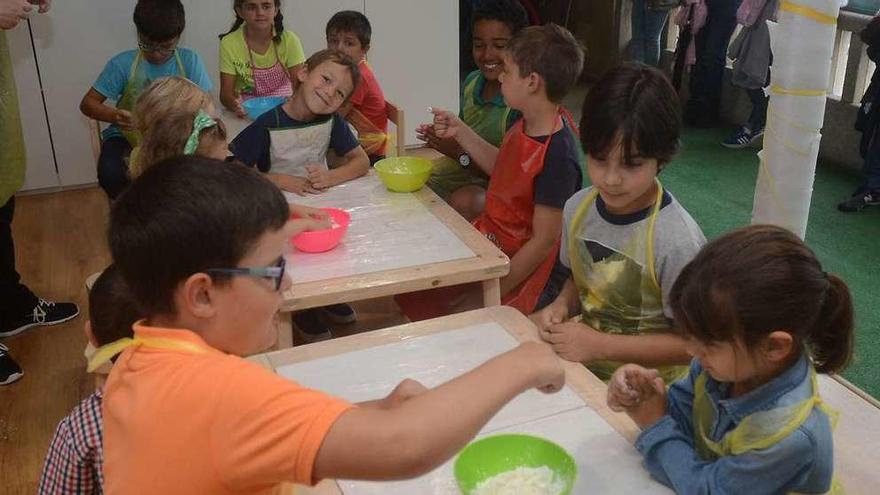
[219,74,247,118]
[530,277,580,331]
[611,366,822,494]
[305,146,369,190]
[501,205,562,296]
[313,342,564,480]
[431,108,499,175]
[542,321,691,366]
[80,88,133,130]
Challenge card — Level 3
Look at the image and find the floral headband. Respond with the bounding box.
[183,109,218,155]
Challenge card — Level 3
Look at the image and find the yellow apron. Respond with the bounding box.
[568,181,687,383]
[0,32,26,205]
[693,367,843,494]
[118,50,186,148]
[88,334,207,372]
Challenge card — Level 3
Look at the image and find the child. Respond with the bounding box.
[130,76,227,177]
[839,14,880,212]
[326,10,388,164]
[231,49,369,340]
[132,76,330,237]
[219,0,305,117]
[231,49,369,195]
[38,264,140,495]
[400,24,584,320]
[608,224,853,494]
[97,156,564,493]
[79,0,213,200]
[531,63,705,383]
[420,0,528,220]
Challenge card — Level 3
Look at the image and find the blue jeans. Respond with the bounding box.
[686,0,744,124]
[861,141,880,193]
[631,0,671,67]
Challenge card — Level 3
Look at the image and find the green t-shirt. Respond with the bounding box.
[219,27,306,93]
[460,70,520,146]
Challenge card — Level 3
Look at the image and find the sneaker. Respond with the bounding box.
[0,299,80,338]
[722,126,764,149]
[293,309,332,343]
[0,344,23,385]
[318,303,357,324]
[837,190,880,212]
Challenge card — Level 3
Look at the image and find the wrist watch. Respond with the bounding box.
[458,152,471,168]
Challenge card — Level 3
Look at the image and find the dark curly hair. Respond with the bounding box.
[473,0,529,35]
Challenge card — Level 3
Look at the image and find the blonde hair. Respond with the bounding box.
[132,77,222,177]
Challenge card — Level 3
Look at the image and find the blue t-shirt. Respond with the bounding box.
[230,106,360,173]
[93,48,213,140]
[530,121,584,209]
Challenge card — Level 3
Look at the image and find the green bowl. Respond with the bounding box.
[454,434,577,494]
[374,157,433,193]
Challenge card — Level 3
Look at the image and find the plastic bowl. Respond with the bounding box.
[454,434,577,495]
[374,157,434,193]
[290,208,351,253]
[242,96,286,120]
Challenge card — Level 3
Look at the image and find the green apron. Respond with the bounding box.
[0,32,26,205]
[568,181,687,383]
[117,50,186,148]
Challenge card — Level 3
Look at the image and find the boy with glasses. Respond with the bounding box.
[99,155,564,493]
[79,0,213,200]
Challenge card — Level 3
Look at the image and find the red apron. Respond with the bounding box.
[396,108,574,320]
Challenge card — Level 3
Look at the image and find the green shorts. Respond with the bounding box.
[426,156,489,201]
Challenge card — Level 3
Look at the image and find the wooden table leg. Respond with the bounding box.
[272,312,294,351]
[482,278,501,307]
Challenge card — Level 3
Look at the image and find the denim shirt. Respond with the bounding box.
[636,354,834,494]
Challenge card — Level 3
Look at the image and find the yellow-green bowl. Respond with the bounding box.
[374,157,433,193]
[454,434,577,494]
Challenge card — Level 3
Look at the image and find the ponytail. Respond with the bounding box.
[808,274,855,374]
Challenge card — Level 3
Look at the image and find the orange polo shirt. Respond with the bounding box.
[102,324,352,494]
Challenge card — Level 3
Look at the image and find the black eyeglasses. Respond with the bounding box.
[205,256,287,291]
[137,40,178,55]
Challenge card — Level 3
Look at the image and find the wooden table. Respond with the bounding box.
[250,306,670,494]
[272,173,509,348]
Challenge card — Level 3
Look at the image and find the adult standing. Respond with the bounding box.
[683,0,744,127]
[631,0,679,67]
[1,0,79,386]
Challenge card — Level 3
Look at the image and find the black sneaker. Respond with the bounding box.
[318,303,357,324]
[0,344,23,385]
[0,299,80,338]
[837,190,880,212]
[293,309,332,343]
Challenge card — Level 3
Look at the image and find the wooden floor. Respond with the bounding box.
[0,186,408,494]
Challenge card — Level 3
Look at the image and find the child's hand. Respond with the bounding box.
[114,109,135,131]
[529,301,570,333]
[514,342,565,394]
[305,164,337,190]
[233,97,248,119]
[269,174,321,196]
[430,107,465,140]
[607,364,659,412]
[626,368,667,429]
[417,123,464,160]
[540,321,607,363]
[289,203,329,221]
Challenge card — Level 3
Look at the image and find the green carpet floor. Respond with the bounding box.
[661,128,879,398]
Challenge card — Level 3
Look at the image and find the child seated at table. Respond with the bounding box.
[398,24,585,320]
[130,76,228,176]
[531,64,705,383]
[231,48,369,195]
[608,225,853,494]
[420,0,528,220]
[326,10,388,165]
[38,264,140,494]
[79,0,213,200]
[96,155,565,494]
[231,49,369,340]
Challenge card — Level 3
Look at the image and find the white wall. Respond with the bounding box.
[11,0,458,191]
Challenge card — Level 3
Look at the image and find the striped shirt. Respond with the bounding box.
[39,391,104,494]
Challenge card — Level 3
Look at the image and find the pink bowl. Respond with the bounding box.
[290,208,350,253]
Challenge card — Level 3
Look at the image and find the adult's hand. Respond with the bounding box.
[0,0,33,30]
[35,0,51,14]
